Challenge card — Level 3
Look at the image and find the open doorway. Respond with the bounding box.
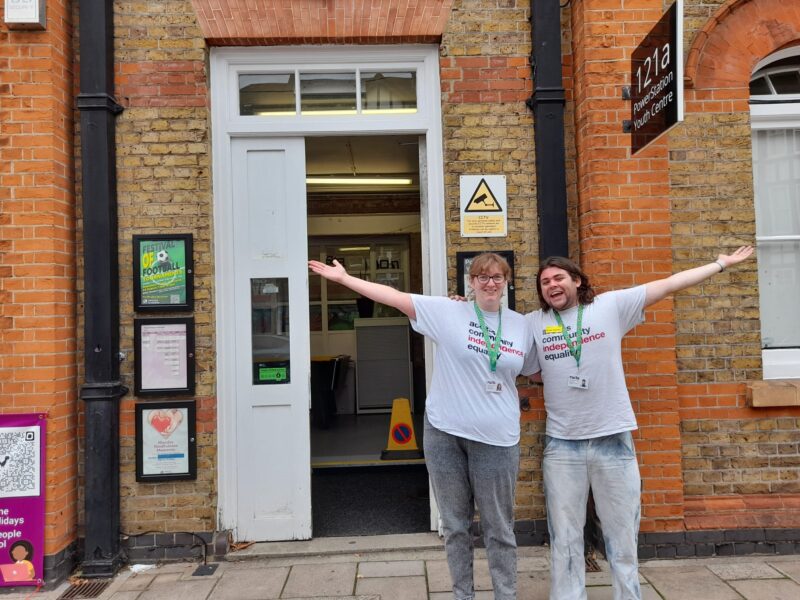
[306,134,429,536]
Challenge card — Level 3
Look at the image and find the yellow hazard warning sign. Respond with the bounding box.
[464,178,502,212]
[460,175,507,237]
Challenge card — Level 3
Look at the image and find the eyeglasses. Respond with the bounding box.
[475,274,505,284]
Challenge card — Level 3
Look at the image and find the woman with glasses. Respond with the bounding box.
[309,252,538,600]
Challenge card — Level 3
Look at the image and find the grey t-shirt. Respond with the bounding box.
[411,295,540,446]
[526,285,646,439]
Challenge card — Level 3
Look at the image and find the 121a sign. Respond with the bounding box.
[630,0,684,154]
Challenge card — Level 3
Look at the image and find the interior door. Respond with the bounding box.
[231,137,311,540]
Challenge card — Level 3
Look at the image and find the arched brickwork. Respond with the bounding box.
[190,0,454,45]
[686,0,800,90]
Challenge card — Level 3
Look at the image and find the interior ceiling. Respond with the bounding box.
[305,135,420,192]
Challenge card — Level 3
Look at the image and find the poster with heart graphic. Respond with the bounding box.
[135,401,196,482]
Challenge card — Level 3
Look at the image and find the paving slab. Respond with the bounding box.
[424,559,452,593]
[177,562,230,581]
[107,592,142,600]
[355,575,428,600]
[639,566,742,600]
[117,573,155,591]
[357,560,425,577]
[728,578,800,600]
[282,562,357,597]
[585,584,661,600]
[423,557,494,594]
[207,566,289,599]
[769,558,800,583]
[149,571,182,585]
[516,570,550,600]
[517,555,550,572]
[708,561,785,580]
[277,597,379,600]
[137,578,218,600]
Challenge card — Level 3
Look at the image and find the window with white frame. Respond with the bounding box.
[750,48,800,379]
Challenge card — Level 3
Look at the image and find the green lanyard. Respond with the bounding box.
[553,304,583,367]
[474,302,502,373]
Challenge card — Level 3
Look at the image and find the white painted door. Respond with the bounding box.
[231,137,311,540]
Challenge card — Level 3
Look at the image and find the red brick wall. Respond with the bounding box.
[0,1,78,557]
[569,0,684,532]
[190,0,455,45]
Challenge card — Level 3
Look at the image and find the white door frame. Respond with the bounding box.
[211,45,446,537]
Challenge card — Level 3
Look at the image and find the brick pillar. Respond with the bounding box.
[570,0,684,531]
[0,0,79,577]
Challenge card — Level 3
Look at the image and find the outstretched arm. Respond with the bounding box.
[308,259,416,320]
[644,246,754,308]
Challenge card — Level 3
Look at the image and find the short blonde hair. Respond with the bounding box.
[468,252,511,280]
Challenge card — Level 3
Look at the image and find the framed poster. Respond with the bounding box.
[133,234,194,312]
[135,401,197,482]
[456,250,515,311]
[134,317,195,396]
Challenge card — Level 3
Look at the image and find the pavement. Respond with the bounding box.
[4,532,800,599]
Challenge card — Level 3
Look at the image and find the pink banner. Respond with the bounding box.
[0,413,46,587]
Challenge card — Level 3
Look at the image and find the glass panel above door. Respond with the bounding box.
[361,71,417,114]
[239,73,296,116]
[300,72,357,115]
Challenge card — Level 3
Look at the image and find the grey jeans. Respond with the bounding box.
[424,416,519,600]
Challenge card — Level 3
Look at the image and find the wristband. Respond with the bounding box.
[714,259,725,272]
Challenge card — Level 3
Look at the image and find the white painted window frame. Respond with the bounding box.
[210,45,447,533]
[751,49,800,379]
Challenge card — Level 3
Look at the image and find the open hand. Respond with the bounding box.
[717,245,754,269]
[308,259,348,283]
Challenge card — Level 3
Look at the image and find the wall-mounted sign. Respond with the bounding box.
[459,175,507,237]
[135,401,197,482]
[0,414,45,588]
[134,317,196,396]
[456,250,515,311]
[630,0,684,154]
[133,234,194,312]
[4,0,46,30]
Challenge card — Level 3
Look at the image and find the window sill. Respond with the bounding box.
[747,380,800,407]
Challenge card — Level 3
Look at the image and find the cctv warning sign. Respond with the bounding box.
[460,175,507,237]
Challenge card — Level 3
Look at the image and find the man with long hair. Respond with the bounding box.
[529,246,753,600]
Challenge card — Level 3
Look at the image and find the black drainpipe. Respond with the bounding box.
[527,0,569,258]
[77,0,127,578]
[528,0,601,558]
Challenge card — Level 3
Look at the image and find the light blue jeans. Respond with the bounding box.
[424,416,519,600]
[543,432,641,600]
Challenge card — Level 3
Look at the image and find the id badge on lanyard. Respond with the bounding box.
[474,302,503,393]
[554,305,589,390]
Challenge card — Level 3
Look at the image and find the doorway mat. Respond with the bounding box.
[312,464,430,537]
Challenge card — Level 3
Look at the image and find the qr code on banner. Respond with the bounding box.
[0,426,41,498]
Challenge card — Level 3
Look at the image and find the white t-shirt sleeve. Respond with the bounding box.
[612,285,647,333]
[409,295,459,342]
[520,328,540,376]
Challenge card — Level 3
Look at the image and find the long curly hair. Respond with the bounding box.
[536,256,596,311]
